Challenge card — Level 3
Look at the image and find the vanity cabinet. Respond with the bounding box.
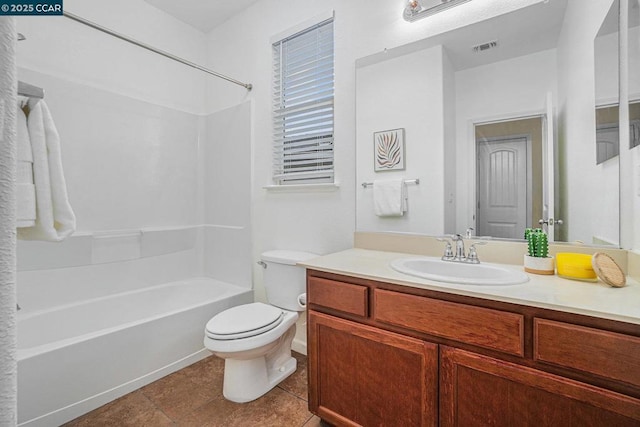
[307,275,438,426]
[440,346,640,426]
[308,312,438,427]
[306,270,640,427]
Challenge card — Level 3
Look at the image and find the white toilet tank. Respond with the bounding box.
[261,250,317,312]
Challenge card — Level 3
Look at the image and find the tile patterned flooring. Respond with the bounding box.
[64,352,322,427]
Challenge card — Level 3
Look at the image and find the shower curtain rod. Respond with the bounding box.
[62,11,253,91]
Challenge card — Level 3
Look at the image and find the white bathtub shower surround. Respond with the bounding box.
[17,227,202,311]
[18,278,252,427]
[15,67,201,233]
[17,225,200,273]
[19,278,229,354]
[11,5,251,427]
[16,225,254,426]
[202,101,252,288]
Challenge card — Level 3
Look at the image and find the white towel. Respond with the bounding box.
[16,183,35,228]
[373,179,407,217]
[18,100,76,241]
[17,159,32,182]
[16,104,35,227]
[17,101,32,162]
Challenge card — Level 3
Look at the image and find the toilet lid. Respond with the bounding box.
[205,302,285,340]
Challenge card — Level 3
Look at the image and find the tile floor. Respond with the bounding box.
[64,352,322,427]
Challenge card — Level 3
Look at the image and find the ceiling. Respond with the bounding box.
[144,0,262,33]
[441,0,567,71]
[357,0,568,72]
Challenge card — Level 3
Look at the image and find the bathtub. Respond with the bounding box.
[17,277,253,427]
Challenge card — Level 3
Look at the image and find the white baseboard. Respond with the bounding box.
[292,337,307,356]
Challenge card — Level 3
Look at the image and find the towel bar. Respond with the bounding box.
[361,179,420,188]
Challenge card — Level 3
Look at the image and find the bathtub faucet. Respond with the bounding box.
[17,303,21,311]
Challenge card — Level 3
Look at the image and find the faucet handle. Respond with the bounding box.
[443,243,454,259]
[469,241,488,251]
[466,241,488,263]
[437,237,455,260]
[465,227,474,238]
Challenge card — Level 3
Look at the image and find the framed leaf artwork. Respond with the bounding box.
[374,128,405,171]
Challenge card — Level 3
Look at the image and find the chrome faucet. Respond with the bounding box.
[438,233,488,264]
[16,303,21,311]
[451,234,466,261]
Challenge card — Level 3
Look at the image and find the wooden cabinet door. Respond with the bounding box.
[308,311,438,427]
[441,346,640,427]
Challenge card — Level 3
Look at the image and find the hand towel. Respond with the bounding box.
[15,183,35,228]
[17,100,32,163]
[16,104,35,227]
[18,100,76,241]
[373,179,407,217]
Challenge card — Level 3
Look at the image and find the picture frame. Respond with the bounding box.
[374,128,405,172]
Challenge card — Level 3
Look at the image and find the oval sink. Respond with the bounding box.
[390,257,530,286]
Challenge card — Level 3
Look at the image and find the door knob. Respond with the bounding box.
[539,218,564,226]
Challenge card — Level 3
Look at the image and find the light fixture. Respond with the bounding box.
[403,0,473,22]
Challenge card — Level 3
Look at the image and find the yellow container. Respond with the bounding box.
[555,253,597,281]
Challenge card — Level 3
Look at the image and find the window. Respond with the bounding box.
[272,18,334,185]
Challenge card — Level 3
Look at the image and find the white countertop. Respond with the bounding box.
[300,248,640,325]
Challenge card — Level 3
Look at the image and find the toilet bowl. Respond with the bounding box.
[203,250,317,403]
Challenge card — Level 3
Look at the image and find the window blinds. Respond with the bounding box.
[272,18,334,184]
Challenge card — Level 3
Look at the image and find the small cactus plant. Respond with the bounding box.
[524,228,549,258]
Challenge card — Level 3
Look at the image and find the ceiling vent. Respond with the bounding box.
[472,40,498,53]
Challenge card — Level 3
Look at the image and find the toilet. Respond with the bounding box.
[203,250,317,403]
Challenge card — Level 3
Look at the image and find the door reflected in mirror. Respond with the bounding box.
[476,117,544,240]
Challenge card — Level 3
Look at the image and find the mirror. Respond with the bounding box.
[356,0,625,247]
[627,0,640,152]
[629,0,640,142]
[589,0,619,247]
[622,0,640,249]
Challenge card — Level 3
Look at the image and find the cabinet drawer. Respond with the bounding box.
[534,318,640,387]
[374,289,524,356]
[308,277,368,317]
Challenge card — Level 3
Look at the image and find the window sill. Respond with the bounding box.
[263,182,340,193]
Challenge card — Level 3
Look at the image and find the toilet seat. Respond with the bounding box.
[204,309,298,355]
[205,302,284,340]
